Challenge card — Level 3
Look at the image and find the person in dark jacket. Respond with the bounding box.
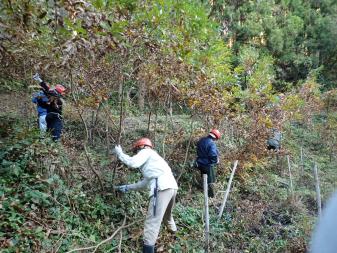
[33,73,66,141]
[195,129,221,198]
[267,128,282,151]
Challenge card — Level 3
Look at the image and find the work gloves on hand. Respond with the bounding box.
[33,73,43,83]
[113,145,123,156]
[115,185,129,193]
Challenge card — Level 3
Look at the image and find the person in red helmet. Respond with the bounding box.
[33,73,66,141]
[113,138,178,253]
[195,129,220,198]
[54,84,66,96]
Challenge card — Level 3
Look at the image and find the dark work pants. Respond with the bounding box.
[198,166,216,198]
[46,113,63,141]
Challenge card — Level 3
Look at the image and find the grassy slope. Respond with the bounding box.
[0,92,336,253]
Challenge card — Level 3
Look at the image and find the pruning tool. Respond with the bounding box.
[153,178,158,217]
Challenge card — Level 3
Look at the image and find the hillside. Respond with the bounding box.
[1,91,336,252]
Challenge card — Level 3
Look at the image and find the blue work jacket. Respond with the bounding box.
[32,91,49,116]
[196,136,219,169]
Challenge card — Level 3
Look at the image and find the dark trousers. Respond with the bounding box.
[46,113,63,141]
[198,166,216,198]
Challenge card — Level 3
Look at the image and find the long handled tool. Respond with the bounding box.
[153,178,158,216]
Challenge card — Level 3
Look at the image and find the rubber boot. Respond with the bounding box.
[208,184,214,198]
[143,244,155,253]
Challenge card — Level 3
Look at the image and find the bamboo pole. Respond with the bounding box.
[218,160,238,221]
[286,155,294,197]
[313,162,322,217]
[203,174,209,253]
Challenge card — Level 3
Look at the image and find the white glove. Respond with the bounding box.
[33,73,42,83]
[113,145,123,156]
[115,185,128,193]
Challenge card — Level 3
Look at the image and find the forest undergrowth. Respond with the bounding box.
[1,92,336,253]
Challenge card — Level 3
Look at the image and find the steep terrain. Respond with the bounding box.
[1,92,336,252]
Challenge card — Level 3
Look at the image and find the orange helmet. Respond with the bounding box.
[209,129,221,139]
[133,138,153,150]
[55,84,66,95]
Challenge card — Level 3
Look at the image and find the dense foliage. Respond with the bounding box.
[208,0,337,90]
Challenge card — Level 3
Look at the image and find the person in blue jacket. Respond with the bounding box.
[195,129,221,198]
[32,89,49,132]
[33,73,66,141]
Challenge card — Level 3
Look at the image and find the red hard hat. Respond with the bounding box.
[133,138,153,150]
[55,84,66,95]
[209,129,221,139]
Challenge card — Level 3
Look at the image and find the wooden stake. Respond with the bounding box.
[313,162,322,217]
[218,160,238,221]
[203,174,209,253]
[286,155,294,197]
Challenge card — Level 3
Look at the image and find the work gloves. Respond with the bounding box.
[115,185,129,193]
[33,73,43,83]
[113,145,123,157]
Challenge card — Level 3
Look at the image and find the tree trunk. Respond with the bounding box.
[138,81,145,111]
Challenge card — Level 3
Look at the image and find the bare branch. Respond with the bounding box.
[65,217,140,253]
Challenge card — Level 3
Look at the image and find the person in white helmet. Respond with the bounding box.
[113,138,178,253]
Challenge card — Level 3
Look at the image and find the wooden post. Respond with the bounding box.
[286,155,294,197]
[313,163,322,217]
[218,160,238,221]
[203,174,209,253]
